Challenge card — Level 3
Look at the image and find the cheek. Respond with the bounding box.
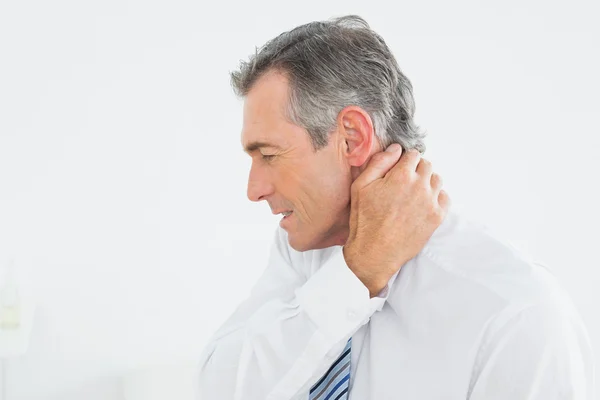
[271,166,313,211]
[313,173,351,213]
[282,155,350,214]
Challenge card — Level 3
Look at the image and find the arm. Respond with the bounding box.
[198,227,389,400]
[468,300,595,400]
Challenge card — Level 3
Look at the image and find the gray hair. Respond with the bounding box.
[230,15,426,153]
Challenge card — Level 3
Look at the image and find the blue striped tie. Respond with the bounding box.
[309,337,352,400]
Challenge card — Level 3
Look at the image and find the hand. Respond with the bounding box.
[343,144,450,297]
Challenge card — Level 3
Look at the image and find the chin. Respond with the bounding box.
[287,231,341,252]
[287,235,310,252]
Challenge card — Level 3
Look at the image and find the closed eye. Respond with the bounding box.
[261,154,276,161]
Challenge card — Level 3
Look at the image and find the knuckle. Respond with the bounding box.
[438,190,450,208]
[417,171,431,188]
[431,173,443,187]
[429,203,444,221]
[418,175,430,190]
[420,158,432,168]
[407,149,420,160]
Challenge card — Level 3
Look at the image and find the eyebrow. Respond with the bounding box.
[243,141,281,154]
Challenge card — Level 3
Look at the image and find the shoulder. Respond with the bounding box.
[418,210,565,307]
[416,213,593,392]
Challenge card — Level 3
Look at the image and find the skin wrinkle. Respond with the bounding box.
[235,19,427,254]
[242,70,379,252]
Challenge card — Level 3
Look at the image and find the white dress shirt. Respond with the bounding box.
[198,210,595,399]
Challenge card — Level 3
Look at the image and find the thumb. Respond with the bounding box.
[353,143,403,190]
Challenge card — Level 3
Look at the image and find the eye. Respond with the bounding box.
[261,154,276,162]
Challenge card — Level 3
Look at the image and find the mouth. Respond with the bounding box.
[277,210,293,226]
[273,209,293,217]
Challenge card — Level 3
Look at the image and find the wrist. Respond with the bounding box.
[342,246,390,298]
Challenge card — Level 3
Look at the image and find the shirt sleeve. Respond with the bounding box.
[468,299,595,400]
[198,227,390,400]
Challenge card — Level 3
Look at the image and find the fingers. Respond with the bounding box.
[396,148,422,172]
[438,189,451,212]
[396,150,448,214]
[430,173,443,192]
[416,157,432,177]
[353,143,403,190]
[386,148,422,183]
[403,152,442,195]
[353,145,448,212]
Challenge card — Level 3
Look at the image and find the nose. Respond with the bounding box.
[247,163,274,202]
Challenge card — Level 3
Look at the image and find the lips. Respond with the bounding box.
[279,210,293,228]
[272,209,293,216]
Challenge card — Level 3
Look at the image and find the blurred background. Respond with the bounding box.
[0,0,598,398]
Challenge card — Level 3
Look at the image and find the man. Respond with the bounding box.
[199,15,594,399]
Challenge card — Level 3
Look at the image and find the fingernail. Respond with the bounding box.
[385,143,400,153]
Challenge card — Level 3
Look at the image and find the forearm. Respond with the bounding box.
[199,304,327,400]
[199,246,387,400]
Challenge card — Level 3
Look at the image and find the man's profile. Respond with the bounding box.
[199,15,593,399]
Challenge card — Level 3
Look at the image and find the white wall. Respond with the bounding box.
[0,0,598,398]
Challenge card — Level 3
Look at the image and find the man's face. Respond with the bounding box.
[241,71,354,252]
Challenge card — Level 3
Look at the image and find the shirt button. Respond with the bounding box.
[347,310,357,319]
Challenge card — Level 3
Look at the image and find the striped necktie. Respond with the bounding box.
[309,337,352,400]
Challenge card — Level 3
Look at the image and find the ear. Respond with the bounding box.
[337,106,375,167]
